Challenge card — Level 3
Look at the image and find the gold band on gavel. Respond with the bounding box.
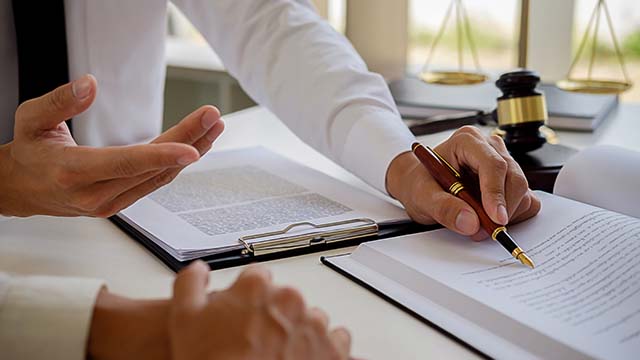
[496,95,548,126]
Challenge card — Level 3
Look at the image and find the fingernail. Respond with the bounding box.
[455,210,478,234]
[72,75,92,100]
[177,154,198,166]
[497,204,508,224]
[201,110,217,129]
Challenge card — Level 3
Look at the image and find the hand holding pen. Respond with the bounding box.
[386,127,541,264]
[412,142,535,267]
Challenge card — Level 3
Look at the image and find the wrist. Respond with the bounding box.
[89,288,170,360]
[385,151,421,202]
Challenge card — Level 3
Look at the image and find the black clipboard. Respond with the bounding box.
[110,215,436,272]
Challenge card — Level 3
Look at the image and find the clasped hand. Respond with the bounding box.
[88,262,352,360]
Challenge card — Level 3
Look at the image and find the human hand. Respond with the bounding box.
[169,261,352,360]
[387,126,541,240]
[0,74,224,217]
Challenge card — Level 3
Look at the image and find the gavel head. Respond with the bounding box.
[495,70,548,154]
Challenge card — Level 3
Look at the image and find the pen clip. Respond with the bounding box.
[239,218,379,256]
[426,146,461,178]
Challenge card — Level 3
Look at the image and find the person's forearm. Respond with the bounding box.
[174,0,415,193]
[88,288,170,360]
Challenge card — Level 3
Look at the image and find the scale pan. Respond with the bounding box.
[556,78,632,95]
[419,71,487,85]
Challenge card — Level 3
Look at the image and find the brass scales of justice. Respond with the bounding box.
[419,0,633,93]
[415,0,633,191]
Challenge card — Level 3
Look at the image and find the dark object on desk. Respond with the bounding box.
[396,71,580,192]
[495,70,547,153]
[516,143,578,192]
[494,71,579,191]
[404,111,495,135]
[390,77,618,132]
[109,216,436,272]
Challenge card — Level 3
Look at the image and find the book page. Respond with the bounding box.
[554,145,640,219]
[347,192,639,359]
[120,147,407,260]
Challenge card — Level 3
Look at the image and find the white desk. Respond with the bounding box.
[1,104,639,359]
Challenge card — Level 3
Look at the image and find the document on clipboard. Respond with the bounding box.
[113,147,424,270]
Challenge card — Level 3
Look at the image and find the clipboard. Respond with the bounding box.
[110,215,437,272]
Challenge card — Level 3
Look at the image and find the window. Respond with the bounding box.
[167,1,345,42]
[573,0,640,102]
[328,0,347,34]
[408,0,520,74]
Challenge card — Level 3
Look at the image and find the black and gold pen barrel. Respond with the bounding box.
[492,227,535,269]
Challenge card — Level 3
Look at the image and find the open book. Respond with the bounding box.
[323,146,640,359]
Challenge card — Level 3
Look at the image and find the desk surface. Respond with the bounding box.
[1,104,639,359]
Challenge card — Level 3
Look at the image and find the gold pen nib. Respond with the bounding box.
[511,247,535,269]
[517,252,535,269]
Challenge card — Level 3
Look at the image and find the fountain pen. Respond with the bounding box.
[411,142,535,269]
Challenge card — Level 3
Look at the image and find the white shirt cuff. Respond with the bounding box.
[338,106,416,194]
[0,274,105,360]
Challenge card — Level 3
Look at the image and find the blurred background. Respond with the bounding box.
[163,0,640,128]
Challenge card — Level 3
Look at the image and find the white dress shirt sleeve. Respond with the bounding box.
[0,272,104,360]
[172,0,416,193]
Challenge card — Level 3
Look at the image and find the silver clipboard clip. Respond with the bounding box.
[239,218,379,256]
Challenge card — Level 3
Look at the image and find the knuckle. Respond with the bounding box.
[492,157,509,173]
[309,313,328,332]
[453,132,479,146]
[489,134,506,147]
[510,172,530,192]
[456,125,482,137]
[47,88,68,112]
[336,327,351,341]
[276,286,305,309]
[245,271,269,288]
[236,270,270,295]
[152,171,176,188]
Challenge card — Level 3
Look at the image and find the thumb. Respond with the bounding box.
[428,191,480,236]
[15,74,97,134]
[409,176,481,236]
[172,260,210,311]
